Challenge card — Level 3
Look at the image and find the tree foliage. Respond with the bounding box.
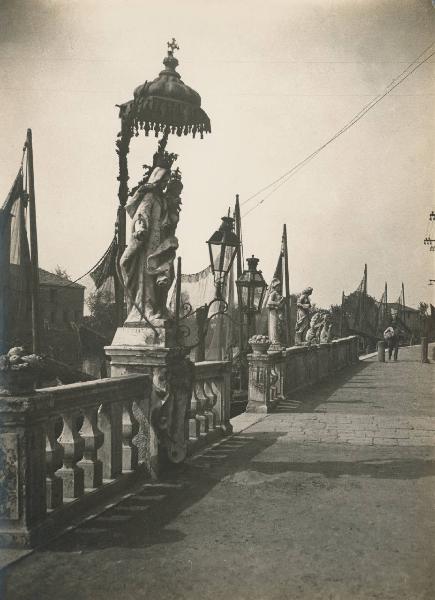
[418,301,429,317]
[54,265,71,280]
[84,290,117,341]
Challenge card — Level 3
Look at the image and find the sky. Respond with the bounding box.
[0,0,434,309]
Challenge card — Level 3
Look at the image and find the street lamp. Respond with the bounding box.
[236,255,268,337]
[206,216,240,300]
[175,215,240,360]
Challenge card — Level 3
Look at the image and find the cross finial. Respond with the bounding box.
[167,38,179,54]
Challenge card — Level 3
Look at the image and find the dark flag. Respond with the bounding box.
[0,169,32,351]
[89,236,118,292]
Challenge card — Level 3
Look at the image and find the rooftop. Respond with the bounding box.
[9,264,84,289]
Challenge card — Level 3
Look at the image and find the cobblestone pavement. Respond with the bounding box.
[2,345,434,600]
[249,413,435,446]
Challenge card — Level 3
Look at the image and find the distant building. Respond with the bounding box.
[78,324,109,378]
[387,302,422,342]
[37,268,84,330]
[9,265,85,367]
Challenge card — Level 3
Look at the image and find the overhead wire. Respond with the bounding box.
[242,40,435,208]
[52,235,117,290]
[241,42,435,218]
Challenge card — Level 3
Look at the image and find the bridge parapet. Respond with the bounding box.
[188,360,233,452]
[0,374,150,548]
[246,336,359,413]
[0,356,234,549]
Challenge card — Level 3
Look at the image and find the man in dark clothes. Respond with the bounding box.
[383,321,400,361]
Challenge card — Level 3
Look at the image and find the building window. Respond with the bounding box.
[50,289,58,303]
[50,311,56,325]
[63,310,69,324]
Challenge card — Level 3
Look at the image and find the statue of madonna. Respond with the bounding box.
[120,145,182,326]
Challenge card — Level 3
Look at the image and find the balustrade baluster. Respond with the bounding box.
[45,417,63,509]
[193,383,208,436]
[98,402,122,479]
[188,390,200,441]
[203,381,217,429]
[77,406,104,489]
[122,400,138,472]
[56,412,85,499]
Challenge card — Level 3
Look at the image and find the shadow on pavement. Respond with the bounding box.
[273,361,372,414]
[248,456,435,480]
[2,432,284,562]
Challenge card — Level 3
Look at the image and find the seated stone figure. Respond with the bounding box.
[320,312,334,343]
[305,311,324,345]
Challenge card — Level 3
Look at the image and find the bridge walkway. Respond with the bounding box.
[2,345,434,600]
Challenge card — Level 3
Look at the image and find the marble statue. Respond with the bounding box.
[295,287,313,344]
[320,312,334,343]
[306,311,324,345]
[267,278,286,351]
[120,144,182,326]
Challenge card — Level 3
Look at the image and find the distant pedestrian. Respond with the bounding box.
[383,322,399,361]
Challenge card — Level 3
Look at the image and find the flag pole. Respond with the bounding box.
[26,129,41,355]
[384,281,388,328]
[235,194,243,342]
[340,291,345,337]
[282,224,291,346]
[234,194,244,390]
[0,206,11,353]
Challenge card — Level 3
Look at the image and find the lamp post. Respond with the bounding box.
[236,255,268,339]
[175,215,240,361]
[207,216,240,300]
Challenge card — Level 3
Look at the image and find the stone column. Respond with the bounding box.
[246,352,271,413]
[105,322,193,478]
[0,391,49,548]
[246,351,283,413]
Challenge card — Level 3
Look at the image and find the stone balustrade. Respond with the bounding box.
[0,374,150,548]
[188,360,233,452]
[247,336,359,413]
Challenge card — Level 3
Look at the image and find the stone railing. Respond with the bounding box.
[247,336,359,413]
[0,356,235,548]
[0,374,150,548]
[188,360,233,451]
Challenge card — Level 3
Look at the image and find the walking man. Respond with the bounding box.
[383,321,400,361]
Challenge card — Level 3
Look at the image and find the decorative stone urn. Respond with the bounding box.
[0,348,42,396]
[248,335,271,356]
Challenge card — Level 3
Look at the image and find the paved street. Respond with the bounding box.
[2,345,434,600]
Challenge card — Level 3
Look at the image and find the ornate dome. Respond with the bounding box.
[118,39,211,139]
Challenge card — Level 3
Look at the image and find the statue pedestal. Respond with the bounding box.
[246,351,285,413]
[105,323,192,478]
[111,320,177,349]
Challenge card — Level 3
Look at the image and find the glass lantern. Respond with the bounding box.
[207,216,240,299]
[236,255,267,314]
